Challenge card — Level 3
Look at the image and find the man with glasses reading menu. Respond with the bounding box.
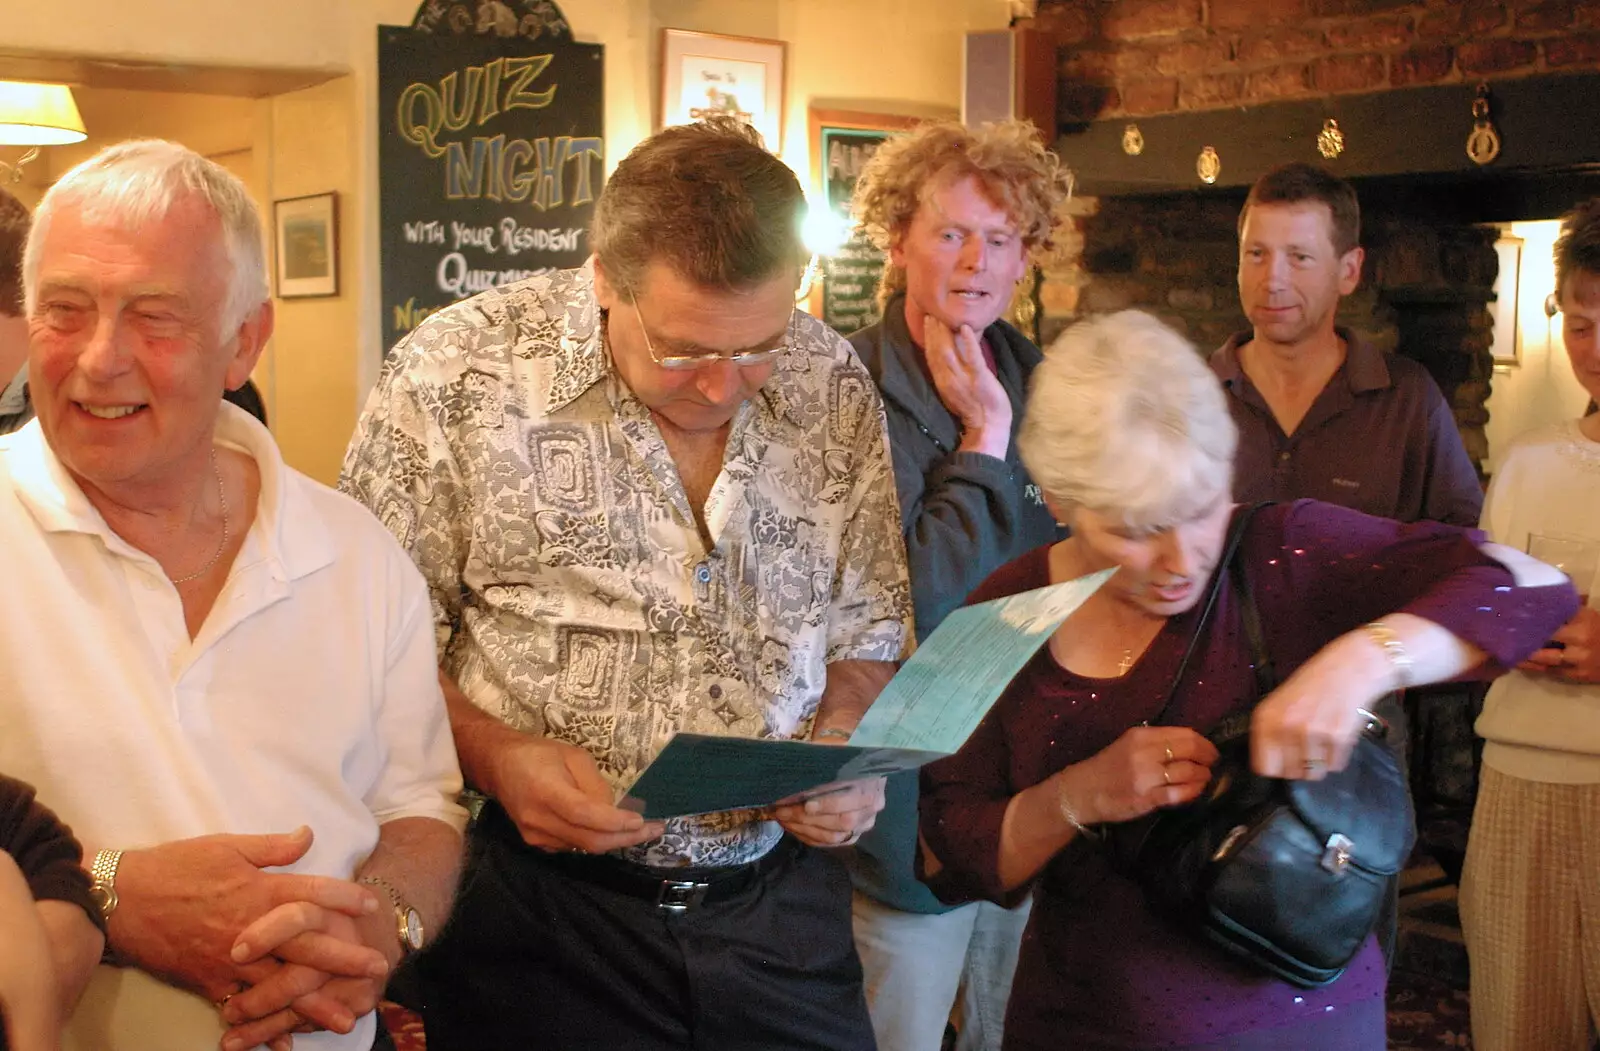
[342,117,911,1051]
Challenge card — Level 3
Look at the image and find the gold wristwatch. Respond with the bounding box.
[88,848,124,962]
[360,876,424,956]
[87,848,123,925]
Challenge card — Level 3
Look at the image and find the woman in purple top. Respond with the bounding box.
[918,310,1577,1051]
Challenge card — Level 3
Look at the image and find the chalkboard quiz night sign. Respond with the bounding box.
[378,1,603,352]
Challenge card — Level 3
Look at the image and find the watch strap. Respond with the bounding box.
[359,875,422,954]
[358,875,403,911]
[88,848,123,961]
[89,848,123,916]
[1363,620,1415,690]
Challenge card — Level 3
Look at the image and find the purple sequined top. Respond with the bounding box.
[921,501,1578,1050]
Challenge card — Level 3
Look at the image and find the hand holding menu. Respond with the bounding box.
[619,568,1113,820]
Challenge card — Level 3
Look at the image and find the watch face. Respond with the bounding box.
[402,908,424,951]
[88,883,117,921]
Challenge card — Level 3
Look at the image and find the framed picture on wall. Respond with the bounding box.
[273,191,339,299]
[660,29,786,153]
[1490,231,1523,367]
[808,108,926,333]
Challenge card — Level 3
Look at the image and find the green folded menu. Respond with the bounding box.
[619,568,1113,820]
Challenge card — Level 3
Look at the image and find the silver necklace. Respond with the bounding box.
[169,451,230,586]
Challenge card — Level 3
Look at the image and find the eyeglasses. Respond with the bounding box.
[629,295,793,371]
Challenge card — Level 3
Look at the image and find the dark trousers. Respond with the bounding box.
[394,812,876,1051]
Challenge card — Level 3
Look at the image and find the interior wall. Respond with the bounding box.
[646,0,1005,183]
[9,0,1007,484]
[4,88,260,208]
[1484,219,1590,474]
[2,150,57,209]
[0,0,361,73]
[266,77,361,484]
[46,88,258,172]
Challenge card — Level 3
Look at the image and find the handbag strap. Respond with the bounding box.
[1146,502,1271,728]
[1232,541,1278,696]
[1199,527,1280,744]
[1225,523,1396,745]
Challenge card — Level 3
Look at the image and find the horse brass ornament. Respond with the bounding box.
[1467,82,1502,166]
[1317,118,1344,160]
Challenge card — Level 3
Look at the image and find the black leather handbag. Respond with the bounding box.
[1110,504,1415,988]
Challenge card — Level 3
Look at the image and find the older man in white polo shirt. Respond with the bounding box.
[0,140,466,1051]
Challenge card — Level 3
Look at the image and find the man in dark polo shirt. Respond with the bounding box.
[1211,162,1482,528]
[1211,162,1485,967]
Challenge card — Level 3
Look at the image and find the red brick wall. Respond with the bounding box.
[1029,0,1600,120]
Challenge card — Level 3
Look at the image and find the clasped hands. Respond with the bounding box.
[110,826,389,1051]
[492,735,884,855]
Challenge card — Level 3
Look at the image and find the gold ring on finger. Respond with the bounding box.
[1162,766,1172,785]
[1164,745,1174,763]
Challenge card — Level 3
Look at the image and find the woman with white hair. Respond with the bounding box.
[918,310,1575,1050]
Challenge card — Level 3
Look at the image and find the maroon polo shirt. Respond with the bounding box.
[1210,328,1484,527]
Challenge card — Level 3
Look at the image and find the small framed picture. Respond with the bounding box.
[660,29,787,153]
[273,192,339,298]
[807,109,926,333]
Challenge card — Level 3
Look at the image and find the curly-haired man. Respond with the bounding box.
[844,118,1072,1051]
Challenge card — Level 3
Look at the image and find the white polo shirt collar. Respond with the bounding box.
[6,403,335,591]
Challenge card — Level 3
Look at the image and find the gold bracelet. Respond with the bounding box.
[1363,620,1414,690]
[1056,777,1099,840]
[813,727,853,742]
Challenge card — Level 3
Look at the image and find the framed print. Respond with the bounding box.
[660,29,786,153]
[808,108,925,333]
[1490,232,1523,367]
[273,192,339,298]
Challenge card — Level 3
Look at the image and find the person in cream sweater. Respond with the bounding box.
[1464,196,1600,1051]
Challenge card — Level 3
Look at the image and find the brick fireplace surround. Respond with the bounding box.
[1022,0,1600,470]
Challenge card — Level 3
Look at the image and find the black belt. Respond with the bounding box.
[479,801,799,913]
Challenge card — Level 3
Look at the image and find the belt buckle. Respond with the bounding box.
[656,879,710,913]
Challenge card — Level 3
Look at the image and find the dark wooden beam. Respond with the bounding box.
[1059,72,1600,199]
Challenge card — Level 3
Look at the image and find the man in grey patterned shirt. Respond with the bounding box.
[342,117,912,1050]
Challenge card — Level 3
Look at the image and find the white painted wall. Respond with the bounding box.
[4,0,1009,480]
[1484,219,1591,474]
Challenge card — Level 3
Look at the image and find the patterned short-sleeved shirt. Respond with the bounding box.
[341,263,911,866]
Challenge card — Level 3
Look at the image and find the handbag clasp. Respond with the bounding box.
[1211,824,1249,862]
[1320,833,1354,875]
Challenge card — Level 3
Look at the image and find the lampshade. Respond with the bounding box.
[0,82,86,147]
